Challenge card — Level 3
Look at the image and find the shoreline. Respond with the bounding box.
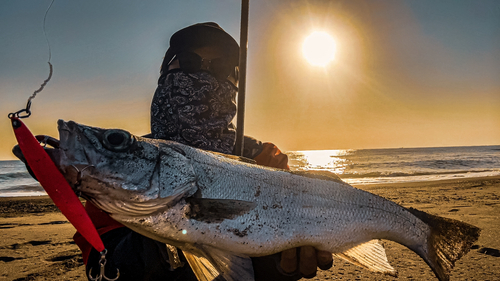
[355,175,500,188]
[1,176,499,280]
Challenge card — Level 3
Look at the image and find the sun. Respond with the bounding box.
[302,31,337,67]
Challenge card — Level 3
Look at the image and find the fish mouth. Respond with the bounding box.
[11,120,90,188]
[12,119,74,162]
[36,134,61,148]
[12,135,61,165]
[11,133,64,187]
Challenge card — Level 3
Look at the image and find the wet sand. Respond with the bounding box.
[1,176,499,280]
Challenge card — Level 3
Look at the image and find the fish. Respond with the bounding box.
[29,120,480,281]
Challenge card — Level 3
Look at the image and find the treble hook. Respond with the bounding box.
[70,164,95,187]
[88,249,120,281]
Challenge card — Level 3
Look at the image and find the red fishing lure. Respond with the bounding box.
[10,117,105,253]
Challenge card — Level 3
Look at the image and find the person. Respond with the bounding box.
[149,22,333,280]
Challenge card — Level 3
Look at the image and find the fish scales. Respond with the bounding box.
[170,150,428,255]
[32,120,480,281]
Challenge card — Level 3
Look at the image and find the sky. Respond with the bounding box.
[1,0,499,160]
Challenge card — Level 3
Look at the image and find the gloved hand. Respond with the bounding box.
[280,247,333,278]
[253,142,289,170]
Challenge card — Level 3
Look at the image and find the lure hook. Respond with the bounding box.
[88,249,120,281]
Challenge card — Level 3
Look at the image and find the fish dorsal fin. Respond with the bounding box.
[186,198,256,223]
[183,250,220,281]
[210,151,257,165]
[290,170,344,184]
[333,239,397,276]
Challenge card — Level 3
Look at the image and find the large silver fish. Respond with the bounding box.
[40,120,480,281]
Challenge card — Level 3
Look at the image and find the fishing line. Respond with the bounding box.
[29,0,55,104]
[8,0,55,118]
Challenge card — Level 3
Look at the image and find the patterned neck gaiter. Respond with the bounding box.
[151,70,237,154]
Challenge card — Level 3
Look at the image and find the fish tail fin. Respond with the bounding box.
[408,208,480,281]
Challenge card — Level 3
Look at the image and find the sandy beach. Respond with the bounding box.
[1,176,499,281]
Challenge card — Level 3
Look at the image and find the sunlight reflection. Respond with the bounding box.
[290,149,353,175]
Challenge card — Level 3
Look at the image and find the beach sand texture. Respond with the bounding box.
[1,176,499,281]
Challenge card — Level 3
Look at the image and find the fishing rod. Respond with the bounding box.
[235,0,249,156]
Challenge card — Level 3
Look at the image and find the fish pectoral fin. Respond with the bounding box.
[183,250,220,281]
[186,198,256,223]
[333,239,397,277]
[100,183,197,217]
[166,244,184,270]
[186,246,254,281]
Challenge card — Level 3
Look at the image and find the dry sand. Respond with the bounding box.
[1,176,499,281]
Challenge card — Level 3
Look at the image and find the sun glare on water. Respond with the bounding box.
[302,31,336,67]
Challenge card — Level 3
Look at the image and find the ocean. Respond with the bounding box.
[1,145,499,197]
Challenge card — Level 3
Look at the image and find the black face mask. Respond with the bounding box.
[151,71,237,154]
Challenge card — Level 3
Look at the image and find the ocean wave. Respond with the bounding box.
[3,183,44,192]
[0,171,34,182]
[412,159,499,170]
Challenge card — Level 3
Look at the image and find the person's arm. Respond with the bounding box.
[251,142,334,279]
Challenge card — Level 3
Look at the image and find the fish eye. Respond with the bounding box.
[102,129,134,152]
